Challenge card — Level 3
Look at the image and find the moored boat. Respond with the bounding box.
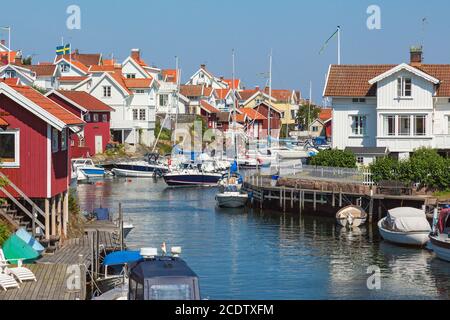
[378,207,431,247]
[336,205,367,228]
[72,158,105,181]
[429,208,450,262]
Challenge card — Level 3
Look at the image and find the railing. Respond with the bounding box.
[267,161,374,186]
[0,172,46,232]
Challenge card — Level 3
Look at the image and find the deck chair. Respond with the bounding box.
[0,249,37,283]
[0,272,20,291]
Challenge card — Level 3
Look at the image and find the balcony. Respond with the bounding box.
[434,135,450,149]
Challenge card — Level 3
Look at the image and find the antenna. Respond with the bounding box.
[421,17,428,48]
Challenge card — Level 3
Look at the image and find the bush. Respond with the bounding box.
[0,221,11,246]
[370,157,400,183]
[310,149,357,168]
[155,118,172,141]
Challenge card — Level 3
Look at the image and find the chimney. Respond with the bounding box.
[0,40,5,46]
[255,86,260,91]
[410,46,423,66]
[131,49,140,61]
[14,50,23,65]
[200,64,206,69]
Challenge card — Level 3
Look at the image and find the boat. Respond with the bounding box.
[216,161,248,208]
[2,234,40,263]
[93,246,201,300]
[429,207,450,262]
[378,207,431,247]
[336,205,367,228]
[87,207,135,239]
[163,162,222,187]
[15,228,45,254]
[111,153,169,178]
[71,158,105,181]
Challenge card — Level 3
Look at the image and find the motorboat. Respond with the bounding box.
[163,162,222,187]
[111,153,169,178]
[71,158,105,181]
[429,207,450,262]
[93,246,201,300]
[336,205,367,228]
[216,184,248,208]
[378,207,431,247]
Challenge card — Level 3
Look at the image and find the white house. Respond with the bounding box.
[324,47,450,164]
[186,64,229,89]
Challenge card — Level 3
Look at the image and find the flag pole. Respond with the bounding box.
[337,26,341,65]
[8,27,11,65]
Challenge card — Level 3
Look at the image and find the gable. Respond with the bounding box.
[122,57,151,79]
[89,74,128,99]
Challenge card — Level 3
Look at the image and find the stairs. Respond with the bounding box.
[0,202,38,235]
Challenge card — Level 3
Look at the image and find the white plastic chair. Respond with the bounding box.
[0,271,20,291]
[0,249,37,283]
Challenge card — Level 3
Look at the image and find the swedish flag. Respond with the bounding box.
[56,44,71,56]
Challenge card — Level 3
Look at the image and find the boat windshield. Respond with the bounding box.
[225,185,239,192]
[149,284,192,300]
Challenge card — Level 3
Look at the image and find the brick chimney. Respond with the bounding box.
[131,49,140,61]
[410,46,423,66]
[0,40,5,46]
[200,64,206,69]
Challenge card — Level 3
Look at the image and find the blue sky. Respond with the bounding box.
[2,0,449,103]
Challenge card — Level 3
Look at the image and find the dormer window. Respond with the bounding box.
[397,77,412,98]
[5,70,16,78]
[352,98,366,103]
[60,64,70,73]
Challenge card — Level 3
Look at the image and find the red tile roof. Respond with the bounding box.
[89,65,116,72]
[55,90,114,112]
[7,84,84,125]
[0,78,20,86]
[223,79,240,89]
[200,100,220,114]
[319,108,332,121]
[162,69,178,83]
[263,88,292,103]
[56,53,101,67]
[109,72,132,95]
[239,108,266,120]
[180,85,214,98]
[239,89,259,101]
[216,88,231,99]
[0,116,8,126]
[58,76,89,82]
[232,113,247,123]
[123,78,153,88]
[0,51,17,65]
[27,64,57,77]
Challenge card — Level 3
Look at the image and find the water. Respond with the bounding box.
[75,178,450,300]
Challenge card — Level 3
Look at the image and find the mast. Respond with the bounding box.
[173,56,180,147]
[337,26,341,65]
[268,49,273,147]
[232,49,237,161]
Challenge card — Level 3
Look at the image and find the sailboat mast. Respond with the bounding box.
[268,50,273,147]
[173,56,180,147]
[232,49,237,161]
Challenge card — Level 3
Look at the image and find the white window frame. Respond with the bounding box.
[139,109,146,121]
[351,115,367,137]
[52,128,59,153]
[103,86,112,98]
[447,115,450,135]
[398,115,411,136]
[5,70,16,78]
[383,115,396,136]
[60,64,70,73]
[102,114,108,123]
[357,156,364,165]
[61,129,67,151]
[93,114,99,122]
[0,130,20,168]
[413,115,426,136]
[397,77,412,98]
[134,89,145,94]
[85,113,91,122]
[126,74,136,79]
[132,109,139,121]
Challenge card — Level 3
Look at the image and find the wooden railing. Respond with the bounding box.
[0,172,46,233]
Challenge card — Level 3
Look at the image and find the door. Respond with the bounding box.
[95,135,103,154]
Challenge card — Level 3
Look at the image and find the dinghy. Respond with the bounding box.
[429,208,450,262]
[378,207,431,247]
[336,205,367,228]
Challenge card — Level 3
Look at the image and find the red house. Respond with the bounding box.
[250,102,282,138]
[199,100,220,129]
[238,108,266,140]
[46,90,114,157]
[0,80,84,239]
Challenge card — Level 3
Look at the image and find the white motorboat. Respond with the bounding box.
[216,184,248,208]
[71,158,105,181]
[378,207,431,247]
[112,161,168,178]
[429,208,450,262]
[336,205,367,228]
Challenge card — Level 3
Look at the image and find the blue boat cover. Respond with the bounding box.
[230,161,238,173]
[94,208,110,221]
[15,228,45,254]
[103,250,142,266]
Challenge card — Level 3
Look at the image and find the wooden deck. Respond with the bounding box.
[0,264,84,300]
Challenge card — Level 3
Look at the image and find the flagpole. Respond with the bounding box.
[8,27,11,65]
[337,26,341,65]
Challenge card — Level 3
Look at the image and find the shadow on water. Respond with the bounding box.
[74,178,450,300]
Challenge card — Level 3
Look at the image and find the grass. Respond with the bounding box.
[433,189,450,201]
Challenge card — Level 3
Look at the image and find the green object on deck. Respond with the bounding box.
[2,234,40,264]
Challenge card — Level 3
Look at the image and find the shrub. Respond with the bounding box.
[310,149,357,168]
[370,157,400,183]
[0,221,11,246]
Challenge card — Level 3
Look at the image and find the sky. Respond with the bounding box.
[2,0,450,103]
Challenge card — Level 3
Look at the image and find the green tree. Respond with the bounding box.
[0,221,11,246]
[296,103,321,130]
[370,157,400,182]
[310,149,357,168]
[22,56,32,65]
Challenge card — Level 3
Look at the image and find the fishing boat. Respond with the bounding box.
[429,207,450,262]
[163,162,222,187]
[93,246,201,300]
[336,205,368,228]
[71,158,105,181]
[378,207,431,247]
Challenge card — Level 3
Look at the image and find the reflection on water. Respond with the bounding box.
[75,178,450,300]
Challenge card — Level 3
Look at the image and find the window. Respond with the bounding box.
[281,112,285,119]
[397,77,412,98]
[134,89,145,94]
[139,109,146,121]
[352,98,366,103]
[132,109,139,120]
[102,114,108,123]
[60,64,70,73]
[159,94,169,107]
[93,114,99,122]
[291,110,296,119]
[399,115,411,136]
[448,116,450,134]
[84,114,91,122]
[5,70,16,78]
[312,126,319,132]
[126,74,136,79]
[103,86,112,98]
[0,131,19,167]
[61,129,67,151]
[383,115,396,136]
[414,115,426,136]
[357,157,364,165]
[149,284,191,300]
[351,115,366,136]
[52,128,59,153]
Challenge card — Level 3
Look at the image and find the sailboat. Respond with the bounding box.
[215,50,248,208]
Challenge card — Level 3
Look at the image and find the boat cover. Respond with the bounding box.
[438,208,450,233]
[94,208,110,221]
[2,234,40,263]
[386,207,431,232]
[15,228,45,254]
[103,250,142,266]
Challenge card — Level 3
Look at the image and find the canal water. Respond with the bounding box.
[75,178,450,300]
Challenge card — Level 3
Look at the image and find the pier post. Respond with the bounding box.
[332,192,335,207]
[301,190,305,210]
[119,203,124,251]
[283,187,286,213]
[57,194,62,237]
[63,191,69,237]
[291,190,294,209]
[45,199,50,240]
[313,191,317,212]
[378,201,382,221]
[369,193,374,224]
[279,188,282,209]
[299,190,302,215]
[339,190,343,207]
